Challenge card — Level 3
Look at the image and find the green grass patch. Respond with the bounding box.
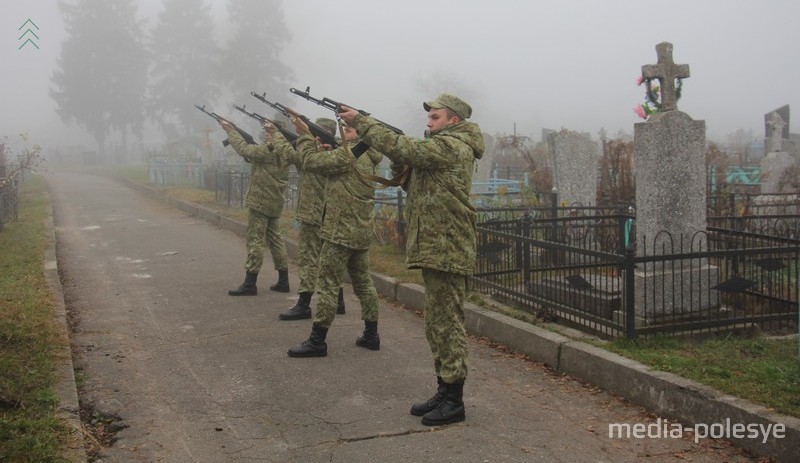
[606,334,800,418]
[0,175,71,462]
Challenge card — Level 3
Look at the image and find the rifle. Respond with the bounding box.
[233,104,299,145]
[249,92,338,149]
[194,104,256,147]
[290,87,404,134]
[289,86,404,158]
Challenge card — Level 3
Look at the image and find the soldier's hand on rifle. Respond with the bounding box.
[262,120,277,137]
[218,119,232,131]
[337,106,358,125]
[287,109,311,136]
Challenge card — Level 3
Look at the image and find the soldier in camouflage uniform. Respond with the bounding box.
[272,118,347,320]
[339,94,484,426]
[284,116,383,358]
[220,119,292,296]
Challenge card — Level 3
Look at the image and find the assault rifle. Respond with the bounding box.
[233,104,299,145]
[289,86,404,158]
[194,104,256,147]
[249,92,338,149]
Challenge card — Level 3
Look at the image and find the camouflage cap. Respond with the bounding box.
[315,117,337,135]
[423,93,472,120]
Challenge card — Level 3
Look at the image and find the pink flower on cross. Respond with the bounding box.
[633,105,647,120]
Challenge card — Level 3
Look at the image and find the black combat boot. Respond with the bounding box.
[421,381,465,426]
[410,377,446,416]
[355,320,380,350]
[269,269,290,293]
[228,271,258,296]
[287,323,328,358]
[336,287,346,314]
[279,292,313,320]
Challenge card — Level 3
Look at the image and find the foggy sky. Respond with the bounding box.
[3,0,800,151]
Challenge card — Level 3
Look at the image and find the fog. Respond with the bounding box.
[3,0,800,156]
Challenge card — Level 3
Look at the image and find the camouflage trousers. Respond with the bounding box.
[313,240,379,328]
[297,222,323,293]
[244,209,288,274]
[422,268,468,383]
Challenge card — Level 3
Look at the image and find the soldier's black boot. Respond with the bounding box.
[336,287,346,315]
[355,320,380,350]
[228,271,258,296]
[410,377,446,416]
[421,381,465,426]
[269,269,290,293]
[279,292,313,320]
[287,323,328,358]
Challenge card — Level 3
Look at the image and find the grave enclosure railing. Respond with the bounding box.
[148,157,205,188]
[471,212,799,339]
[213,169,301,209]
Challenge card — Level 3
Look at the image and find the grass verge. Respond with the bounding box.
[0,175,71,462]
[605,334,800,418]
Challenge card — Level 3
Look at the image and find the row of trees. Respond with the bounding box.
[50,0,292,159]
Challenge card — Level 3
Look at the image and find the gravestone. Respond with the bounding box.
[764,105,790,142]
[631,42,719,322]
[760,112,795,194]
[547,129,599,206]
[765,111,786,154]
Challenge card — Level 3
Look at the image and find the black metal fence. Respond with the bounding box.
[471,213,799,339]
[148,157,204,188]
[708,192,800,216]
[213,168,301,209]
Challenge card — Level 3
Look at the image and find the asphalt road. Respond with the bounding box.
[47,171,756,462]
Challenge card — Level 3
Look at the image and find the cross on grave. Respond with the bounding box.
[641,42,690,111]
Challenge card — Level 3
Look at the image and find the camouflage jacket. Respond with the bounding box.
[226,128,291,217]
[352,115,484,275]
[295,134,383,250]
[272,133,328,227]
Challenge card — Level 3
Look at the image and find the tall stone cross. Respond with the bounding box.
[641,42,690,111]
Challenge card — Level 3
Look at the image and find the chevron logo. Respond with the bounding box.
[18,18,39,50]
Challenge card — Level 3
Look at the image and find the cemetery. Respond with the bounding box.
[470,43,800,339]
[132,42,800,341]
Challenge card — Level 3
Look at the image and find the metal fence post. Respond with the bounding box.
[522,214,531,288]
[396,189,406,250]
[226,171,232,207]
[240,173,247,208]
[624,246,637,339]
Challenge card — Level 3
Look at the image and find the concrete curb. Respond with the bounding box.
[111,175,800,463]
[44,189,89,463]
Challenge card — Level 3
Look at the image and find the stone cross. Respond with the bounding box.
[641,42,690,111]
[766,111,786,153]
